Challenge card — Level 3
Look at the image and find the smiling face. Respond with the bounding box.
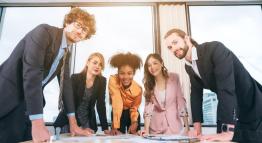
[165,33,189,59]
[64,21,89,44]
[147,56,163,77]
[86,56,103,76]
[118,65,135,88]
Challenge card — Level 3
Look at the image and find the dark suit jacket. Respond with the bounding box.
[186,41,262,125]
[54,72,109,132]
[0,24,74,119]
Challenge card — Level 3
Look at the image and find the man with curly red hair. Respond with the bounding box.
[0,8,96,143]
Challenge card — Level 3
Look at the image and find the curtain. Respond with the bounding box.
[158,3,192,123]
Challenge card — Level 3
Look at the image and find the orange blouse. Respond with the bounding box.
[108,74,142,129]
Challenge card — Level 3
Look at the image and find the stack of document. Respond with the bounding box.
[143,134,199,142]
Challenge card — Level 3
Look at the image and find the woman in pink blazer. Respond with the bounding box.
[142,53,188,135]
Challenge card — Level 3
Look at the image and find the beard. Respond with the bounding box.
[174,45,189,59]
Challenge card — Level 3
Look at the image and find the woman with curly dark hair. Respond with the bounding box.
[108,52,143,135]
[142,53,188,135]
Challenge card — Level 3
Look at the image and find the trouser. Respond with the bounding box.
[111,109,141,133]
[233,119,262,143]
[0,101,32,143]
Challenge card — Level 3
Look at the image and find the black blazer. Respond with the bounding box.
[186,41,262,124]
[0,24,74,118]
[54,72,109,132]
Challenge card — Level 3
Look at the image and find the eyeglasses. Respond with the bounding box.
[73,22,89,35]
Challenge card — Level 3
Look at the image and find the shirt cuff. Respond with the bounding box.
[67,112,75,117]
[29,114,43,120]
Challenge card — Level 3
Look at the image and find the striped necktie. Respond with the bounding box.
[58,48,69,110]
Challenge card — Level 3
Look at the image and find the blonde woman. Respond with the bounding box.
[54,52,110,135]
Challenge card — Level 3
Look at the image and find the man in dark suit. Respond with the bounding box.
[164,28,262,143]
[0,8,96,143]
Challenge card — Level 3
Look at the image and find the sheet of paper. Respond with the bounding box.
[55,134,180,143]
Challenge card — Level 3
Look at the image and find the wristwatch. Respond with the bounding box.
[221,123,235,132]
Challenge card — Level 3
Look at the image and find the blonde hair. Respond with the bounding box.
[81,52,105,75]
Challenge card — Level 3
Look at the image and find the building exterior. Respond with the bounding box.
[202,90,218,125]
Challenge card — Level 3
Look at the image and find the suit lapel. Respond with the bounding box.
[196,46,204,78]
[196,45,209,87]
[44,28,64,84]
[165,76,172,106]
[79,73,86,103]
[91,76,99,101]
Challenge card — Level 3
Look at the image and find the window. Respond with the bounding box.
[0,6,155,123]
[189,5,262,125]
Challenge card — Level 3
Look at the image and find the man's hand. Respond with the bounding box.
[110,128,122,136]
[31,119,51,143]
[68,116,92,136]
[201,132,233,142]
[128,121,138,134]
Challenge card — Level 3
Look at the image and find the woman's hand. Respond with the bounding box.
[138,130,148,136]
[110,128,122,136]
[68,116,92,136]
[128,122,138,134]
[70,125,93,136]
[187,129,202,138]
[103,129,111,135]
[83,128,94,134]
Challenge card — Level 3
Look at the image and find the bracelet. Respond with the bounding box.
[131,121,138,124]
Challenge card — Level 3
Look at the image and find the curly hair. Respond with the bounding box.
[143,53,168,102]
[109,52,143,72]
[63,7,96,39]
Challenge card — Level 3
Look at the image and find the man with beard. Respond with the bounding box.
[0,8,95,143]
[164,28,262,143]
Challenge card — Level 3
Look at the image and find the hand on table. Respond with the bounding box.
[83,127,94,134]
[68,116,92,136]
[128,122,138,134]
[137,130,149,136]
[70,125,93,136]
[110,128,123,136]
[31,119,51,143]
[103,129,111,135]
[187,129,202,138]
[201,132,233,142]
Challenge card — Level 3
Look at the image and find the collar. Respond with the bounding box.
[191,46,198,61]
[61,31,71,50]
[185,46,198,66]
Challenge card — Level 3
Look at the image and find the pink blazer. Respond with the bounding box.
[144,72,186,134]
